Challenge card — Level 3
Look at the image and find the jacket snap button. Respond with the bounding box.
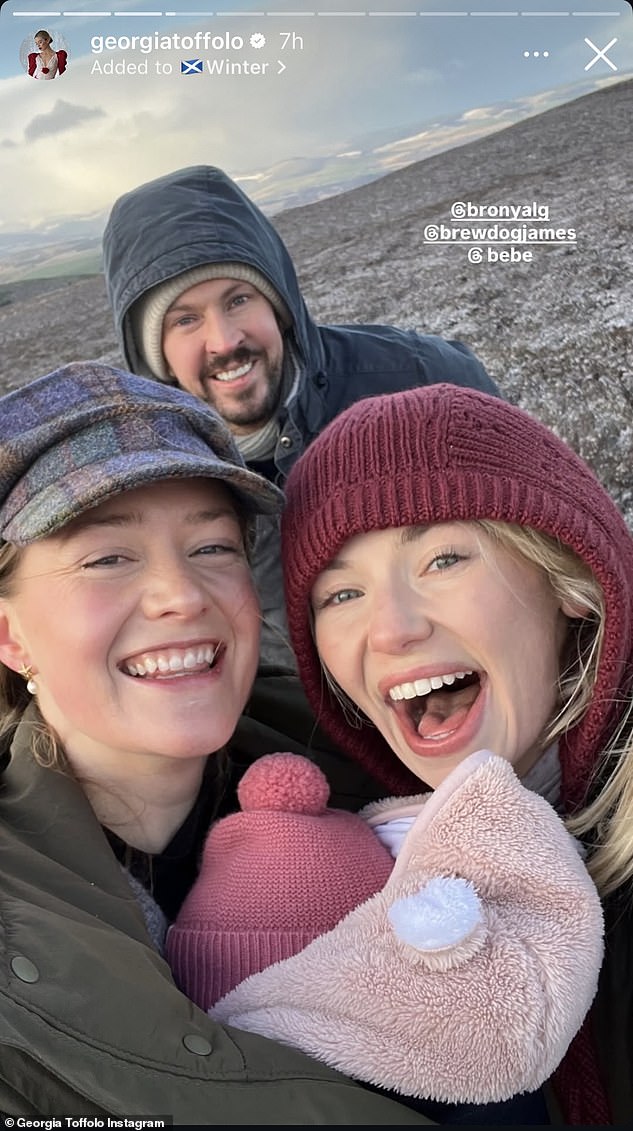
[183,1034,213,1056]
[279,435,292,448]
[11,956,40,983]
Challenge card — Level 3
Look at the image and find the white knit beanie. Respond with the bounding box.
[130,263,293,382]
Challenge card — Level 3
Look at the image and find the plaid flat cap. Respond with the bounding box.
[0,361,282,545]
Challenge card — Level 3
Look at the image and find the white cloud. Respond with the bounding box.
[462,106,495,122]
[373,131,429,155]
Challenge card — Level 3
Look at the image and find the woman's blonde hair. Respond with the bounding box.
[475,521,605,749]
[568,703,633,896]
[478,526,633,900]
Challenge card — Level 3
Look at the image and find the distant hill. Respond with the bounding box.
[0,235,102,285]
[1,77,631,526]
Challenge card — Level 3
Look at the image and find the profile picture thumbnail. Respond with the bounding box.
[20,29,70,80]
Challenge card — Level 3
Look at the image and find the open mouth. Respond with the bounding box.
[389,670,482,740]
[120,642,225,680]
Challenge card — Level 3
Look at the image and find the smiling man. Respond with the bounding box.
[104,166,499,689]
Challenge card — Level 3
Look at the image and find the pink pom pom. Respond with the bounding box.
[238,752,330,815]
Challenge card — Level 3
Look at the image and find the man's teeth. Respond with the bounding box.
[212,361,253,383]
[124,645,219,677]
[388,671,473,702]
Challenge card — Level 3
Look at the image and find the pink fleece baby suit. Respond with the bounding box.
[169,751,603,1106]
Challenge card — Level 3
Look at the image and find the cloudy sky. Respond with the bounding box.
[0,0,630,241]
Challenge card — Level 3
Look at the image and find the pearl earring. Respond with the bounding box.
[20,664,38,695]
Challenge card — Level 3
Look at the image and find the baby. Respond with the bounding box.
[167,749,602,1108]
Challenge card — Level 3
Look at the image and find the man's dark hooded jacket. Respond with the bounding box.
[103,165,499,673]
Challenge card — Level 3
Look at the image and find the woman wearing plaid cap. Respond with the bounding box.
[0,361,436,1126]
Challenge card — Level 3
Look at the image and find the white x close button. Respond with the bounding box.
[584,37,618,72]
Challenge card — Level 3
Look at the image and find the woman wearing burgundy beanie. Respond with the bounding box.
[167,383,632,1124]
[275,382,633,1125]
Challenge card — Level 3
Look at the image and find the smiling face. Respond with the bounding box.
[311,521,572,788]
[161,277,285,436]
[0,478,260,778]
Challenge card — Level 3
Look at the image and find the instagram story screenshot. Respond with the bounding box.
[0,4,633,1129]
[0,1,630,532]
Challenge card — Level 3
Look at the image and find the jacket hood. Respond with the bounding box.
[102,165,322,379]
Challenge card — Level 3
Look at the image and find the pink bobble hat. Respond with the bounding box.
[166,753,394,1009]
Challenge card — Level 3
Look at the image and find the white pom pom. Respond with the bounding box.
[388,876,483,951]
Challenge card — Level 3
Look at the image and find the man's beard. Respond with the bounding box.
[202,347,284,431]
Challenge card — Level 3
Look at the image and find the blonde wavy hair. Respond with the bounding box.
[473,524,633,899]
[475,521,605,749]
[478,525,633,897]
[567,704,633,897]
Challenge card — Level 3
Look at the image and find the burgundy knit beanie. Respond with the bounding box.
[281,383,633,811]
[166,753,393,1009]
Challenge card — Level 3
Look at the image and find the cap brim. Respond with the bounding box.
[4,450,282,546]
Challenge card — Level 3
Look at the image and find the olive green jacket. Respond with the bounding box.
[0,711,432,1125]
